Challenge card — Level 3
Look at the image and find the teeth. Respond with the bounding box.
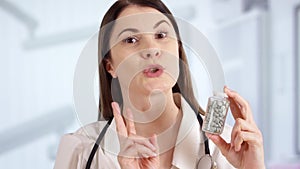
[150,68,158,73]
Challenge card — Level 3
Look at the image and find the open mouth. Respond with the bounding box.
[149,68,160,73]
[143,64,164,78]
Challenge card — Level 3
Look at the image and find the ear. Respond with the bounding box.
[105,59,117,78]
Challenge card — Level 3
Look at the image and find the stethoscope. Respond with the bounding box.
[85,109,217,169]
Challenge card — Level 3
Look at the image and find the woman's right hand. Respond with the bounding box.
[111,102,159,169]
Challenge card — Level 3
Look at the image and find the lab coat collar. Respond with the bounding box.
[171,96,204,169]
[103,119,120,158]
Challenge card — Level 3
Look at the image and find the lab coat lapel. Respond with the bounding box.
[102,120,120,159]
[172,97,205,169]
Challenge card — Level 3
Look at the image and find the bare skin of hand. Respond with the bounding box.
[207,86,266,169]
[112,102,159,169]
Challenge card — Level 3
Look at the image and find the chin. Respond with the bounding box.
[128,73,177,95]
[143,80,175,94]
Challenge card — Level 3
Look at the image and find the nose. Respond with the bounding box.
[140,48,161,59]
[140,35,161,59]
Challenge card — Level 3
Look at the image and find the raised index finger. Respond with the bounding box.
[111,102,127,137]
[125,108,136,136]
[227,97,246,120]
[224,87,252,121]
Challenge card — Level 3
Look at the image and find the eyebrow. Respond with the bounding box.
[117,28,139,38]
[117,20,171,38]
[153,20,170,29]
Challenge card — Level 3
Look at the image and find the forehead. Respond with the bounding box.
[118,5,161,17]
[112,6,172,33]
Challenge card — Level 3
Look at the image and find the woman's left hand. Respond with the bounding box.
[207,86,265,169]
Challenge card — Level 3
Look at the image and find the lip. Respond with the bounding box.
[143,64,164,78]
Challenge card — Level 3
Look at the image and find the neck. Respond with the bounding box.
[122,89,181,137]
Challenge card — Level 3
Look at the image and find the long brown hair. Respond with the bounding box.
[98,0,205,120]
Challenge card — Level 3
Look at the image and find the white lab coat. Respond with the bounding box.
[54,95,236,169]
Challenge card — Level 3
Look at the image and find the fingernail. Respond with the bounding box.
[224,86,229,91]
[112,102,121,114]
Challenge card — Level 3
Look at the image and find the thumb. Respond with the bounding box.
[206,133,230,156]
[150,134,159,155]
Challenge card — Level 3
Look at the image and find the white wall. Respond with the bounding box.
[268,0,300,165]
[0,0,109,168]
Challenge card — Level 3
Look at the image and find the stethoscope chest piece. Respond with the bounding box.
[196,154,217,169]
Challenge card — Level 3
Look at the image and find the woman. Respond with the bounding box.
[54,0,265,168]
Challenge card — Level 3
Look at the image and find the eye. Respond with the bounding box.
[155,31,167,39]
[123,36,139,44]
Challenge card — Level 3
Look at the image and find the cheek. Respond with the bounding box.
[110,46,133,70]
[113,53,141,89]
[162,41,180,71]
[162,40,179,57]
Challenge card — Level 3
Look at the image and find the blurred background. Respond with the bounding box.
[0,0,300,168]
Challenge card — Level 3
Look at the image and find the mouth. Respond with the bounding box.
[143,64,164,78]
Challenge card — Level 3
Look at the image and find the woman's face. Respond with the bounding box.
[107,5,179,96]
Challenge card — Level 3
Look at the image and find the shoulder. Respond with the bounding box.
[72,121,108,140]
[54,121,116,169]
[57,121,105,144]
[56,120,110,151]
